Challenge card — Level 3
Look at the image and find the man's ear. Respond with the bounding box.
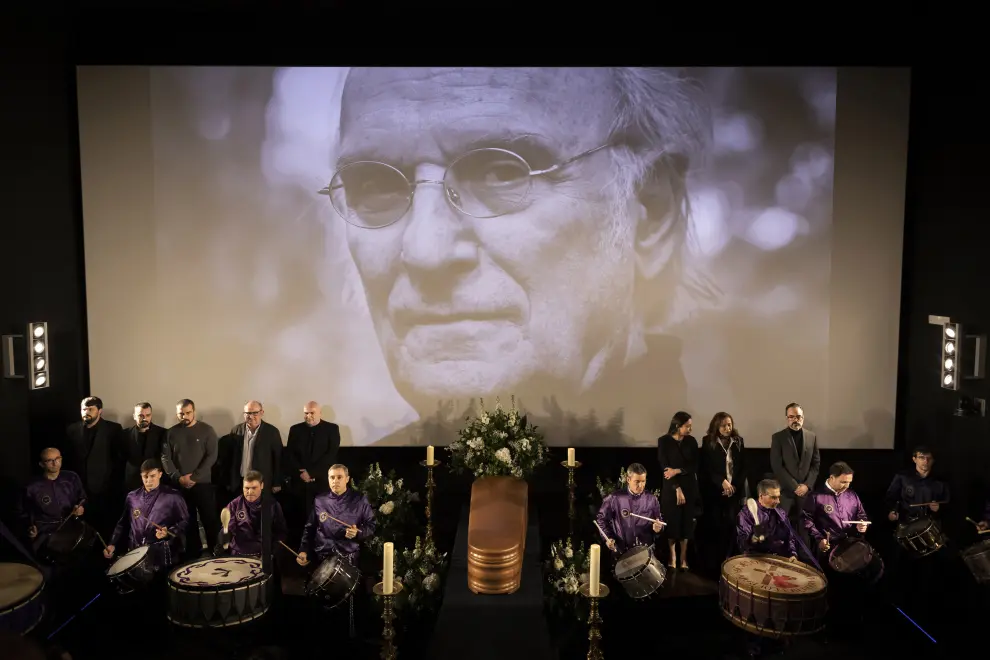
[633,158,686,281]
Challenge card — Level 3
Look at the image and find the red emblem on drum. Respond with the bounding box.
[133,508,141,518]
[823,504,834,514]
[770,574,797,589]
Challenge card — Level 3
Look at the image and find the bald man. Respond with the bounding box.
[222,400,283,498]
[18,447,86,553]
[284,401,340,532]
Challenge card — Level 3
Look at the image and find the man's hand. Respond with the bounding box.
[606,538,616,552]
[344,525,358,539]
[652,520,665,533]
[72,505,85,517]
[929,502,940,512]
[888,511,899,522]
[722,480,735,497]
[818,539,830,552]
[179,474,195,488]
[788,555,799,563]
[978,521,988,531]
[856,522,869,534]
[296,551,309,566]
[675,488,686,506]
[272,486,281,494]
[155,526,169,540]
[795,484,809,497]
[300,469,312,483]
[663,468,681,480]
[104,545,115,559]
[28,525,38,539]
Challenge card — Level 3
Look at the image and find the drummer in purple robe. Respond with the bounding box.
[736,479,800,562]
[19,448,87,552]
[296,464,376,568]
[104,459,189,570]
[801,461,869,557]
[595,463,665,556]
[215,469,288,573]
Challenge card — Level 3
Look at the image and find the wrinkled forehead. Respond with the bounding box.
[339,67,616,161]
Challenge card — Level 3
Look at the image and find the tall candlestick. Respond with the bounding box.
[589,544,600,596]
[427,445,435,466]
[383,542,394,595]
[567,447,575,466]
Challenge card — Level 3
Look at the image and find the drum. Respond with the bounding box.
[305,554,360,609]
[0,563,46,635]
[107,546,157,594]
[827,537,884,584]
[613,545,666,599]
[719,554,828,638]
[167,556,270,628]
[961,539,990,584]
[41,517,96,564]
[895,518,945,558]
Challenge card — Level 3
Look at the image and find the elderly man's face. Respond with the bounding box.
[338,68,640,404]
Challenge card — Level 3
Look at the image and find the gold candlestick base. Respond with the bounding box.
[373,581,404,660]
[579,582,608,660]
[419,460,442,547]
[561,461,582,538]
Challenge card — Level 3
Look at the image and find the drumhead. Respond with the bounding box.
[169,557,265,588]
[961,539,990,558]
[615,546,651,578]
[311,556,343,586]
[108,546,149,576]
[900,518,934,535]
[0,563,44,608]
[829,539,872,572]
[721,554,826,596]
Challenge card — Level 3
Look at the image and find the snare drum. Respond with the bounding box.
[41,517,96,564]
[107,546,157,594]
[0,563,46,635]
[613,545,666,599]
[305,554,360,609]
[961,540,990,584]
[719,554,828,638]
[828,537,884,585]
[895,518,945,558]
[167,556,270,628]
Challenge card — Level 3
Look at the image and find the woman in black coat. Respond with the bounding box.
[698,412,747,578]
[657,411,700,571]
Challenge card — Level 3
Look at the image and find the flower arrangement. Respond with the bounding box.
[543,537,591,621]
[447,396,548,480]
[375,536,449,617]
[595,466,662,503]
[351,462,420,557]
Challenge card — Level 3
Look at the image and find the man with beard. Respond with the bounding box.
[770,403,821,537]
[121,402,168,491]
[19,447,87,556]
[283,401,340,534]
[64,396,123,538]
[215,470,287,576]
[161,399,219,559]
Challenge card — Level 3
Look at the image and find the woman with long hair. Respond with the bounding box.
[657,411,700,570]
[698,412,747,577]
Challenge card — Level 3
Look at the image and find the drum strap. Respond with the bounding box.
[0,519,51,580]
[781,513,825,573]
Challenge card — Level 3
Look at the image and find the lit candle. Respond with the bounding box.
[589,543,600,596]
[383,542,394,595]
[567,448,575,466]
[427,445,435,466]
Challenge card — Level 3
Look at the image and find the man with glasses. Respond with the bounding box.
[220,400,283,504]
[770,403,821,533]
[322,67,711,441]
[736,479,800,561]
[19,448,87,554]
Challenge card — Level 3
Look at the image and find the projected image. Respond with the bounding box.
[149,67,836,446]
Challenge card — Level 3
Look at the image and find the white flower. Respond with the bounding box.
[495,447,512,464]
[423,573,439,592]
[481,414,490,425]
[564,576,580,594]
[396,478,403,489]
[579,573,589,584]
[553,558,564,571]
[379,501,395,515]
[384,482,394,495]
[468,438,483,451]
[564,546,573,559]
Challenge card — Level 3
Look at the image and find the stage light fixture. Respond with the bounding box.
[940,322,960,390]
[27,322,49,390]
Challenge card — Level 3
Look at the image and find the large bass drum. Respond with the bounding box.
[719,554,828,639]
[613,545,666,599]
[0,563,46,635]
[167,556,271,628]
[305,554,360,609]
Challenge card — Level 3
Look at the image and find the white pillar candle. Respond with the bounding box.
[567,448,575,466]
[426,445,435,466]
[589,544,600,596]
[383,542,394,594]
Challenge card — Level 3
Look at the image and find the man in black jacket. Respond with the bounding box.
[220,401,283,502]
[283,401,340,534]
[121,402,168,490]
[64,396,123,538]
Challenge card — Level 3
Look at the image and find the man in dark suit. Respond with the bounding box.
[220,400,283,502]
[64,396,123,537]
[283,401,340,535]
[770,402,821,531]
[121,402,168,490]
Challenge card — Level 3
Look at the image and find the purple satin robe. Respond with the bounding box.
[110,485,189,566]
[801,485,867,543]
[301,488,375,562]
[224,495,287,556]
[596,488,663,556]
[736,503,798,559]
[21,471,86,530]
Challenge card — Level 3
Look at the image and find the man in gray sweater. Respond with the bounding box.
[162,399,220,559]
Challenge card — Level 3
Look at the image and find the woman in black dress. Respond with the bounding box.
[657,411,700,570]
[698,412,747,577]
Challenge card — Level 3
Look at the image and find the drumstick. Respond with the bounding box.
[909,500,949,507]
[965,517,990,534]
[54,498,87,533]
[328,515,355,528]
[621,509,666,526]
[841,520,872,525]
[593,520,614,549]
[221,507,231,534]
[94,530,109,550]
[147,519,176,538]
[278,540,301,557]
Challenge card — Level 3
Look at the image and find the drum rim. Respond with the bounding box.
[0,563,46,611]
[720,554,828,600]
[614,545,654,579]
[167,556,268,591]
[898,518,938,535]
[107,545,152,575]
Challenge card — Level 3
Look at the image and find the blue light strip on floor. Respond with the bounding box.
[46,593,102,640]
[894,606,937,644]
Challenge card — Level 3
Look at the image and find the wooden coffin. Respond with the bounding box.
[466,476,528,594]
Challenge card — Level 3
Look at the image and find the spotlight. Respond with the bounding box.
[940,322,960,391]
[27,322,49,390]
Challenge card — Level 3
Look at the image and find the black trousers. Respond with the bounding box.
[285,480,325,543]
[179,483,220,559]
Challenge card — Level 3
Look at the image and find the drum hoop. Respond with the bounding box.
[167,558,267,592]
[900,519,938,536]
[0,564,45,610]
[828,538,874,564]
[108,546,152,576]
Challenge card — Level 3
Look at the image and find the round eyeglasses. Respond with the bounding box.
[319,144,610,229]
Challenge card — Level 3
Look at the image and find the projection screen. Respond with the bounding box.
[76,67,909,448]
